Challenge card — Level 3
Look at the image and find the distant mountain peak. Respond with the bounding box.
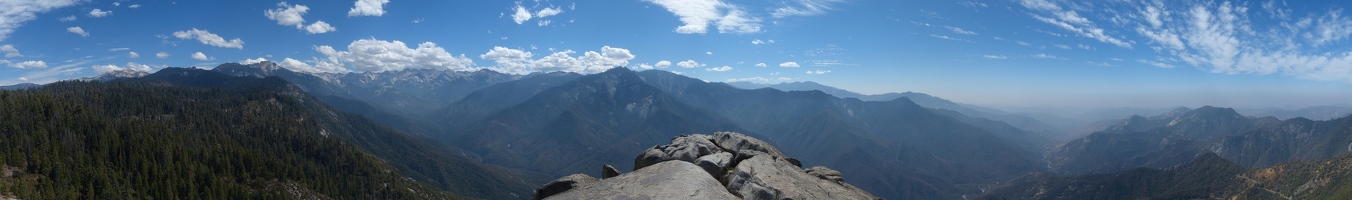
[89,68,149,81]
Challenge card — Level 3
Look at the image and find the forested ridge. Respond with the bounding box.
[0,79,458,199]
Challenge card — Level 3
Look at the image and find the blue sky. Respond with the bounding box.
[1,0,1350,108]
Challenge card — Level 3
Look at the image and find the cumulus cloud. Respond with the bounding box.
[191,52,213,61]
[537,6,563,18]
[348,0,389,17]
[265,2,309,28]
[155,52,169,59]
[241,57,268,65]
[266,3,336,34]
[706,65,732,72]
[305,21,336,34]
[755,62,767,67]
[2,60,45,69]
[172,28,244,49]
[58,15,76,22]
[66,26,88,37]
[778,62,800,67]
[771,0,846,18]
[806,69,831,74]
[0,0,79,42]
[128,51,139,58]
[645,0,761,34]
[316,38,474,72]
[128,4,141,9]
[1,45,20,57]
[478,46,636,74]
[676,59,703,68]
[88,9,111,17]
[512,4,532,24]
[655,60,672,68]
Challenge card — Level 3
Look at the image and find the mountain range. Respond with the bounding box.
[6,61,1352,199]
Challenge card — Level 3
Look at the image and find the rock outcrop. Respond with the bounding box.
[535,131,880,200]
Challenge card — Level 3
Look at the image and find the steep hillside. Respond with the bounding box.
[0,80,454,199]
[982,152,1352,200]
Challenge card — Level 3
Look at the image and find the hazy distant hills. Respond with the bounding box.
[731,81,1074,143]
[1238,105,1352,120]
[1049,106,1352,175]
[983,151,1352,199]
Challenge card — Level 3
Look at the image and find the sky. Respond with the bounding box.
[1,0,1350,109]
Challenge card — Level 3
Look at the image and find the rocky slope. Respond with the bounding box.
[534,132,879,200]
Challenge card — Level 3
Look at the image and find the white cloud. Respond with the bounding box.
[265,2,309,28]
[2,60,45,69]
[479,46,636,74]
[726,77,769,82]
[706,51,713,55]
[512,5,532,24]
[108,47,129,51]
[172,28,244,49]
[751,39,767,45]
[645,0,761,34]
[636,63,655,70]
[1136,59,1176,69]
[1032,53,1058,59]
[1054,44,1071,49]
[755,62,767,67]
[277,57,349,74]
[706,65,732,72]
[155,52,169,59]
[305,21,336,34]
[537,7,563,18]
[241,57,268,65]
[128,51,139,58]
[191,52,213,61]
[58,15,76,22]
[806,69,831,74]
[128,4,141,9]
[1019,0,1132,48]
[777,77,793,81]
[655,60,672,68]
[945,26,977,35]
[66,26,88,37]
[316,38,474,72]
[778,61,800,67]
[348,0,389,17]
[88,9,111,18]
[1,45,20,57]
[112,2,119,7]
[677,59,703,68]
[981,55,1008,59]
[0,0,79,42]
[771,0,846,18]
[266,3,336,34]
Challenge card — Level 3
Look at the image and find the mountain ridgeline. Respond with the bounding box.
[9,61,1352,199]
[0,67,544,199]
